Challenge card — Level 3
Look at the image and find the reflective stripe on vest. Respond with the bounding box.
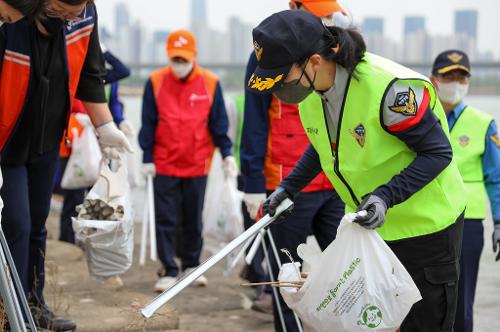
[0,5,95,151]
[150,65,217,177]
[264,95,333,192]
[450,106,492,219]
[299,53,466,241]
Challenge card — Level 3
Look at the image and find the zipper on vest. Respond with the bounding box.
[323,76,360,206]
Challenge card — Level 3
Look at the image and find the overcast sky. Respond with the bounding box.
[96,0,500,58]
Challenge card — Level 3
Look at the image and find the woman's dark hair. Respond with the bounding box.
[59,0,91,4]
[5,0,46,18]
[300,26,367,77]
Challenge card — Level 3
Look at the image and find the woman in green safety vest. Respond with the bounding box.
[247,10,466,332]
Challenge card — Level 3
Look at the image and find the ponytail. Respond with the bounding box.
[314,26,366,78]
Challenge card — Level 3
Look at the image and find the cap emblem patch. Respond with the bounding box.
[254,41,263,61]
[248,73,283,91]
[447,52,464,63]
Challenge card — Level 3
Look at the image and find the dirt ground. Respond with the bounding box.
[44,202,500,332]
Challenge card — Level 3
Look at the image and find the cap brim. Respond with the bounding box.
[301,1,343,17]
[436,64,470,75]
[246,63,292,94]
[168,49,196,61]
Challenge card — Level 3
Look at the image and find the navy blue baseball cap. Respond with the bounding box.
[247,10,326,94]
[432,50,471,76]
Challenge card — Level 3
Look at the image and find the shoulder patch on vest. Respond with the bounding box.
[389,87,417,116]
[383,80,427,129]
[490,134,500,147]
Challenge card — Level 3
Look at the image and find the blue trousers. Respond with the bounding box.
[58,157,85,244]
[0,150,59,304]
[154,175,207,277]
[269,190,344,332]
[455,219,484,332]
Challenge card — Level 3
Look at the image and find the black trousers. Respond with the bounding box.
[389,213,464,332]
[154,175,207,277]
[455,219,483,332]
[1,149,59,304]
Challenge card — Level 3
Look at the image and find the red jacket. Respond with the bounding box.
[148,65,219,177]
[264,97,333,192]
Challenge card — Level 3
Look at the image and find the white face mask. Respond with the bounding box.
[171,61,194,79]
[436,81,469,105]
[322,11,351,28]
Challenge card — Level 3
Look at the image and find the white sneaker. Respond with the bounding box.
[183,268,208,287]
[154,276,177,292]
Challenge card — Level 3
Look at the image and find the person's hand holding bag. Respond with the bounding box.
[96,121,134,160]
[354,194,388,229]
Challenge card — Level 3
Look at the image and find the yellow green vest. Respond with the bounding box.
[299,53,466,241]
[233,95,245,169]
[450,106,492,219]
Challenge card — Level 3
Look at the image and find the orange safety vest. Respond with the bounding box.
[264,96,333,192]
[0,4,96,151]
[149,64,218,177]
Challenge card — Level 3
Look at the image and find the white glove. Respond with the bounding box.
[222,156,238,178]
[96,121,134,160]
[142,163,156,177]
[243,193,266,220]
[119,120,135,138]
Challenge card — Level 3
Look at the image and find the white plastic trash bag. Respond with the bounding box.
[61,118,102,189]
[279,213,422,332]
[73,161,134,280]
[202,151,244,254]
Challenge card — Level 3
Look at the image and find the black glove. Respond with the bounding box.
[261,187,294,222]
[354,194,388,229]
[493,222,500,262]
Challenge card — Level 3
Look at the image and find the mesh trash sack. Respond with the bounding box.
[279,213,422,332]
[202,150,244,255]
[72,161,134,280]
[61,123,102,190]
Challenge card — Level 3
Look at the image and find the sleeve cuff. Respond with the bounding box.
[143,151,154,163]
[373,187,393,209]
[220,147,232,159]
[243,175,267,194]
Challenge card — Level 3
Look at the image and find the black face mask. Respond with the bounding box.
[41,17,64,35]
[274,61,317,104]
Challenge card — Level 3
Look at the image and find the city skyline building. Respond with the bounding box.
[362,17,384,35]
[101,3,491,66]
[403,16,429,62]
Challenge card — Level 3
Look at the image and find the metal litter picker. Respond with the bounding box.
[141,198,294,318]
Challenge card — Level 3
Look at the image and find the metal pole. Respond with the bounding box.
[141,198,294,318]
[147,175,157,261]
[0,228,36,332]
[139,186,149,266]
[260,229,287,332]
[245,232,262,265]
[227,233,257,273]
[266,229,304,332]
